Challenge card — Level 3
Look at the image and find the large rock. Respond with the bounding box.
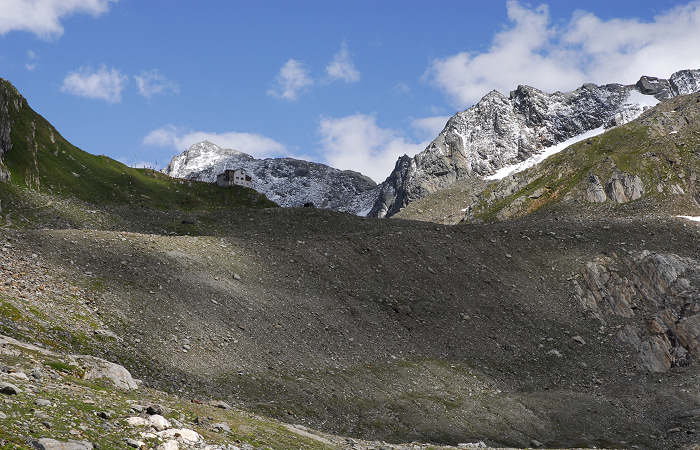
[31,439,93,450]
[0,381,20,395]
[76,355,138,391]
[585,174,607,203]
[573,251,700,372]
[605,171,644,203]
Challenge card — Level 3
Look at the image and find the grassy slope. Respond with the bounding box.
[0,79,275,220]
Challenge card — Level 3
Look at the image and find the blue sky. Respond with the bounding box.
[2,0,699,182]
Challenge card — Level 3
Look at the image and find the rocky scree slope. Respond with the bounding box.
[164,141,379,215]
[372,69,700,218]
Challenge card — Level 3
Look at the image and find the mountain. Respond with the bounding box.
[370,69,700,217]
[395,90,700,224]
[164,141,379,215]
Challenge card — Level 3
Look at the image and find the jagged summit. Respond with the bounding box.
[164,140,378,214]
[369,68,700,217]
[164,140,250,179]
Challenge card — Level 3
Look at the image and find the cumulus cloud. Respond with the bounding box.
[61,65,127,103]
[134,70,179,99]
[0,0,117,39]
[427,0,700,107]
[25,50,38,71]
[142,125,287,158]
[319,114,428,182]
[267,59,313,101]
[326,42,360,83]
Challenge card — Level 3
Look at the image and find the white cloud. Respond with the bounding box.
[427,0,700,107]
[319,114,427,182]
[0,0,117,39]
[326,42,360,83]
[134,70,179,99]
[267,59,313,101]
[411,115,450,139]
[61,65,127,103]
[25,50,38,71]
[142,125,287,158]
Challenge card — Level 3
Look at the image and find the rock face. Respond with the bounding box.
[604,171,644,203]
[573,251,699,372]
[164,141,379,215]
[370,69,700,217]
[0,80,16,183]
[585,174,607,203]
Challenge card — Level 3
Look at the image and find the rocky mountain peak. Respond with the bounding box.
[164,141,250,179]
[164,141,378,214]
[368,68,700,217]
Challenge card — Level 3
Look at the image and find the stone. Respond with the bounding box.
[157,428,201,443]
[212,422,231,433]
[126,416,150,427]
[148,414,171,431]
[209,400,232,409]
[76,356,138,391]
[530,439,543,448]
[9,371,28,380]
[125,439,145,449]
[0,382,21,395]
[547,349,563,358]
[146,404,165,415]
[605,171,644,203]
[572,335,586,345]
[35,398,51,407]
[157,441,179,450]
[31,439,93,450]
[585,174,607,202]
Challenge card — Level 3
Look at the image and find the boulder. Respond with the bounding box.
[76,356,138,390]
[31,439,93,450]
[0,381,21,395]
[605,171,644,203]
[585,174,607,202]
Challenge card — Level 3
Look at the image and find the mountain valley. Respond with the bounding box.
[0,73,699,450]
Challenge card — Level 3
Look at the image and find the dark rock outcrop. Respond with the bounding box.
[573,251,699,372]
[604,171,644,203]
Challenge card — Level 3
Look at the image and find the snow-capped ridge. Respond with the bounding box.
[164,141,378,215]
[368,68,700,218]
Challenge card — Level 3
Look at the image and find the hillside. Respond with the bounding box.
[0,78,275,230]
[0,79,699,449]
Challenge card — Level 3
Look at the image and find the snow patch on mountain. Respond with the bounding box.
[486,127,606,181]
